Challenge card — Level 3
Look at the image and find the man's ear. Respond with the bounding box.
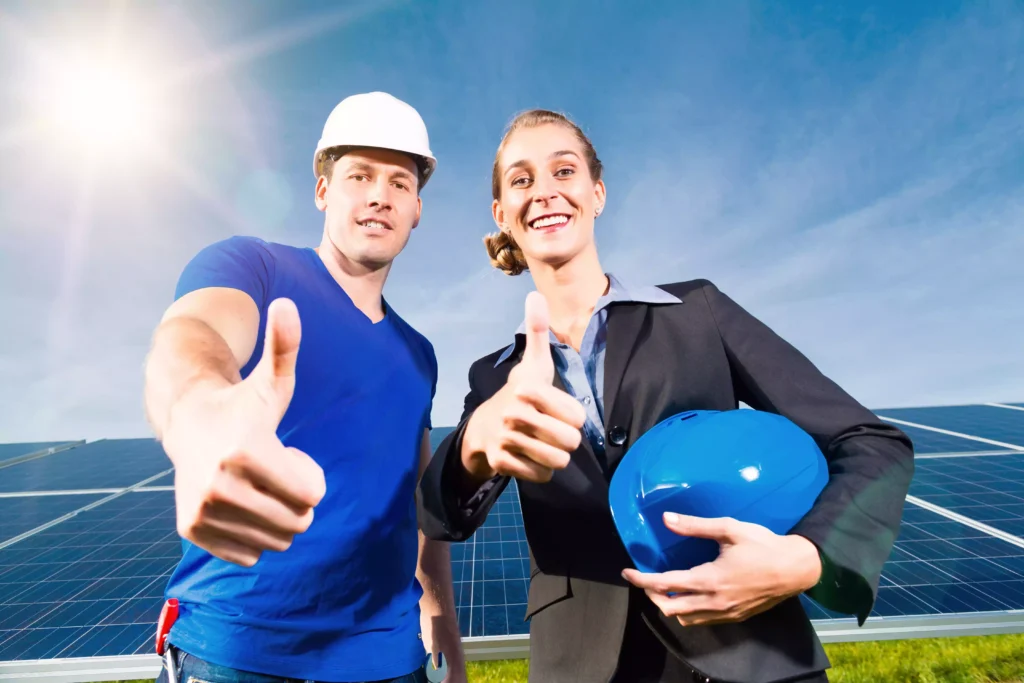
[314,175,329,212]
[412,195,422,229]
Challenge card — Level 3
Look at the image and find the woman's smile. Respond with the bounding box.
[527,212,572,234]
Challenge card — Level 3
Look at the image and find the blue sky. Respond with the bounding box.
[0,0,1021,442]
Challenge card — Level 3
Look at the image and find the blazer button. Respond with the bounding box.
[608,426,627,446]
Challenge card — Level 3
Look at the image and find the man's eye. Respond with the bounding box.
[392,182,409,191]
[350,174,368,181]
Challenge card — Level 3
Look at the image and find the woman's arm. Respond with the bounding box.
[417,294,586,542]
[417,359,511,542]
[701,281,915,624]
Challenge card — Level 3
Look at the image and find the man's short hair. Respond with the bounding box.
[318,146,427,192]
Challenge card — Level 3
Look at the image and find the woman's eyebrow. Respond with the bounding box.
[504,150,580,177]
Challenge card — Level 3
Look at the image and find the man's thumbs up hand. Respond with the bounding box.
[460,292,587,485]
[246,297,302,424]
[163,297,326,567]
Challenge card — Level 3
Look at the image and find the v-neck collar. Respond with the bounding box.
[306,248,391,327]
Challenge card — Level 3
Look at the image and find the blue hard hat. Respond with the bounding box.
[609,409,828,575]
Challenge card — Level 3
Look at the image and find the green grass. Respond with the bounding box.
[824,634,1024,683]
[111,633,1024,683]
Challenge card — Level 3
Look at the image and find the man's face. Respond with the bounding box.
[315,148,422,270]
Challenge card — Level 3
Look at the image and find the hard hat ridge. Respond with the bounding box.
[313,91,437,188]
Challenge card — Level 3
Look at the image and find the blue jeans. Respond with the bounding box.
[155,646,428,683]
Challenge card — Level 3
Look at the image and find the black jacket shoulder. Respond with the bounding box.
[464,277,718,382]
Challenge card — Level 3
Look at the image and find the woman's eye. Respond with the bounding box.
[556,167,575,177]
[511,176,530,187]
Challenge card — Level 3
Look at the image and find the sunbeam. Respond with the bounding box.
[45,146,98,372]
[148,139,257,236]
[164,0,405,87]
[41,1,131,371]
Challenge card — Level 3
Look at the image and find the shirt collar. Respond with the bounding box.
[494,273,681,367]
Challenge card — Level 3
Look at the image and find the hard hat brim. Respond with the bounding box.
[313,144,437,189]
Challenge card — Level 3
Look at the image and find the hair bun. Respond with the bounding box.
[483,230,528,276]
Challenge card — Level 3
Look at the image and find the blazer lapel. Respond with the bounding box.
[603,302,649,434]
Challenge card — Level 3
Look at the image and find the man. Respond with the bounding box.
[144,92,465,683]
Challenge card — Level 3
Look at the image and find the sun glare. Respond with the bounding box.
[43,55,169,158]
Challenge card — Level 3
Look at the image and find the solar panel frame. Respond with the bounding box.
[0,494,107,546]
[143,472,174,487]
[0,443,79,465]
[887,424,1003,454]
[878,405,1024,447]
[908,454,1024,538]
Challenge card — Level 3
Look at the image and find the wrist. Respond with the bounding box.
[460,410,496,485]
[784,534,823,593]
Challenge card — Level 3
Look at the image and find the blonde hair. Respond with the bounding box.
[483,109,603,276]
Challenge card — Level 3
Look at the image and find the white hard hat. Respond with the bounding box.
[313,91,437,188]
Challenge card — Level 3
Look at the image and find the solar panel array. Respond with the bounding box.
[0,439,170,494]
[1,402,1023,664]
[0,492,174,660]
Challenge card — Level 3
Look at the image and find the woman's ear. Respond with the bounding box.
[594,179,607,217]
[492,199,507,231]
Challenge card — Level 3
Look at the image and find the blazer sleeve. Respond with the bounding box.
[416,358,512,542]
[701,282,915,625]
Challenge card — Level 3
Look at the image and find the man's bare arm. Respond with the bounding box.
[143,287,259,441]
[143,289,324,566]
[416,429,466,681]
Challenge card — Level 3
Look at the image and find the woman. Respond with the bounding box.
[417,110,914,683]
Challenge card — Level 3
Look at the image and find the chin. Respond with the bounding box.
[523,236,583,263]
[530,248,582,269]
[359,251,398,269]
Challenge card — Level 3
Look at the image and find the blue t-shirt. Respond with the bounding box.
[164,236,437,681]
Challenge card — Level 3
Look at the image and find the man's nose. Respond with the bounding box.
[367,178,393,210]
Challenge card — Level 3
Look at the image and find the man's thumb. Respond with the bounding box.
[522,291,553,376]
[251,298,302,415]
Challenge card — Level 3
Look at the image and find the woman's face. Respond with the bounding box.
[492,123,605,270]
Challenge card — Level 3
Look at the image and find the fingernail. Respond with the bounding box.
[664,512,679,524]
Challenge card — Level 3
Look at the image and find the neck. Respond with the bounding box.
[315,235,390,322]
[529,244,609,336]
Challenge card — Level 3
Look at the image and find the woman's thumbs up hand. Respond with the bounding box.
[460,292,586,485]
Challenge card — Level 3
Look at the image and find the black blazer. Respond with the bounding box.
[417,279,914,683]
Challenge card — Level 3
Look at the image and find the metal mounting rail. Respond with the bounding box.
[2,611,1023,682]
